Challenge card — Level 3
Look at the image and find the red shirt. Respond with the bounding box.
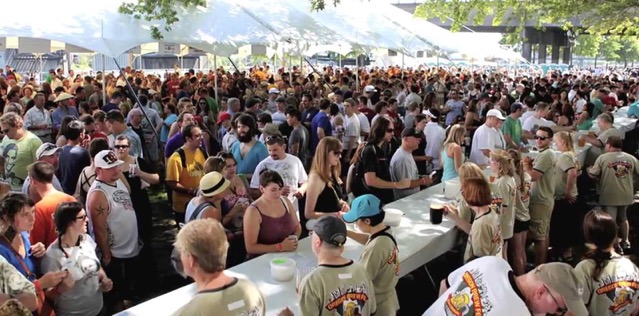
[31,191,77,247]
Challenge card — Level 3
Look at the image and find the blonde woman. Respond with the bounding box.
[456,162,488,223]
[550,131,581,262]
[305,137,349,220]
[489,149,517,259]
[440,124,466,181]
[507,149,532,275]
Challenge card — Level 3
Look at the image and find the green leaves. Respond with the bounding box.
[118,0,206,40]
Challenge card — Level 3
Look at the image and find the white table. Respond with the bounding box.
[118,183,459,316]
[588,107,638,134]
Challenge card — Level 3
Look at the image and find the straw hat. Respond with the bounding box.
[53,92,74,103]
[200,172,230,197]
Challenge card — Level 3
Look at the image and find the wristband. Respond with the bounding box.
[393,182,397,189]
[276,243,283,252]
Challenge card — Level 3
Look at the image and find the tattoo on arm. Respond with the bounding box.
[95,204,108,216]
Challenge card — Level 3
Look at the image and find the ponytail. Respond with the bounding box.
[585,248,612,282]
[508,149,526,194]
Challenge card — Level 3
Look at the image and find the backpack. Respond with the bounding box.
[175,147,208,168]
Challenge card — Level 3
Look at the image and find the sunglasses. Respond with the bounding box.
[1,128,10,134]
[265,135,286,144]
[534,135,550,140]
[332,150,342,157]
[543,284,567,316]
[386,128,394,133]
[76,214,87,221]
[114,145,130,149]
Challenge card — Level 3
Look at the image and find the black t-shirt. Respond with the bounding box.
[360,143,394,204]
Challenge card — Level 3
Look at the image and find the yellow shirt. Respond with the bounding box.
[166,147,206,213]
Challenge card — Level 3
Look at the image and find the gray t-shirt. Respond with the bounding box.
[390,148,420,199]
[289,126,309,164]
[40,235,103,316]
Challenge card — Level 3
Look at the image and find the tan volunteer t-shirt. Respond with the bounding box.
[299,260,377,316]
[598,127,624,145]
[513,172,532,222]
[360,227,400,315]
[172,278,264,316]
[575,256,639,316]
[554,152,580,199]
[588,151,639,206]
[464,209,502,263]
[530,148,556,205]
[494,175,516,240]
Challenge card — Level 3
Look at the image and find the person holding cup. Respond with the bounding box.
[444,177,503,263]
[489,149,517,259]
[243,170,301,259]
[40,202,112,316]
[342,194,399,316]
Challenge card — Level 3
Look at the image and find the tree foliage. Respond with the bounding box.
[118,0,206,40]
[573,35,603,58]
[412,0,639,36]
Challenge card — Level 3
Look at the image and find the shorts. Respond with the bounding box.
[513,219,530,234]
[603,205,629,223]
[529,203,554,241]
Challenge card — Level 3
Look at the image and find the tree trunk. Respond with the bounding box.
[594,56,598,68]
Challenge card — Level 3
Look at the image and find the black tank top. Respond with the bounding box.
[315,176,342,214]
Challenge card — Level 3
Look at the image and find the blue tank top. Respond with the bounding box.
[441,145,463,181]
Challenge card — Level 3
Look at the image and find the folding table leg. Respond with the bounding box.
[423,265,437,289]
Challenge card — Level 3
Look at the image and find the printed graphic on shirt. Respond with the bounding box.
[113,190,134,210]
[388,246,400,276]
[325,283,371,315]
[595,274,639,314]
[189,161,204,177]
[519,181,531,203]
[608,161,632,178]
[489,193,503,215]
[445,269,493,316]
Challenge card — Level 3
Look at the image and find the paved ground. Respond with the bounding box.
[141,186,639,315]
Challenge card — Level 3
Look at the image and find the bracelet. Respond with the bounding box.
[393,182,397,189]
[276,243,283,252]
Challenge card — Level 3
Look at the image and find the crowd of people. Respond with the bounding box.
[0,62,639,315]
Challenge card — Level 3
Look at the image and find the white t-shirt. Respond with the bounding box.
[424,122,446,168]
[519,110,534,125]
[343,113,361,151]
[250,154,308,211]
[424,256,529,315]
[357,112,371,142]
[576,99,587,113]
[522,116,556,132]
[470,124,506,166]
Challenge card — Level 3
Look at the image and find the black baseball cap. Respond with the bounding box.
[312,216,347,247]
[401,127,422,138]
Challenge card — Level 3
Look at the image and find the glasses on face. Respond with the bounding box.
[543,284,567,316]
[534,135,550,141]
[76,214,87,221]
[2,128,10,134]
[332,150,342,157]
[191,133,203,139]
[386,128,394,133]
[114,145,130,149]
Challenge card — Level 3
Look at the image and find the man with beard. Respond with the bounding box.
[230,114,267,177]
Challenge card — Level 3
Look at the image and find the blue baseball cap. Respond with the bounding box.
[342,194,382,223]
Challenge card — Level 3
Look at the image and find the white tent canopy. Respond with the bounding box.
[0,0,524,62]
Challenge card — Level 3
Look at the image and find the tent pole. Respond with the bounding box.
[213,55,218,103]
[112,57,160,143]
[356,52,360,92]
[39,54,43,84]
[339,54,342,69]
[101,54,107,106]
[401,53,405,81]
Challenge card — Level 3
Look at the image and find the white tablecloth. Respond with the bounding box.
[118,184,459,316]
[589,107,638,134]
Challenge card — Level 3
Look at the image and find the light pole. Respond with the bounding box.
[566,29,577,66]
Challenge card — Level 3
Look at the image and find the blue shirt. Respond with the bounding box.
[161,113,177,143]
[0,231,36,281]
[628,102,639,118]
[310,111,332,154]
[51,106,80,129]
[231,141,268,175]
[445,100,465,125]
